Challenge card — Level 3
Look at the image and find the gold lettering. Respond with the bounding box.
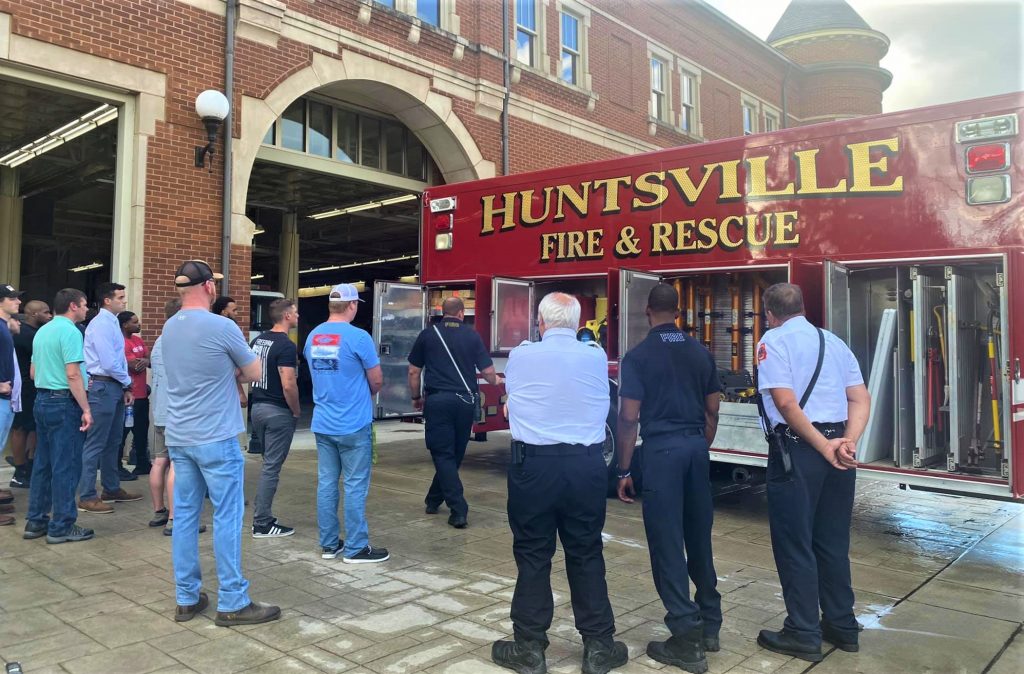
[745,213,772,247]
[592,175,633,213]
[554,182,591,220]
[519,187,554,226]
[697,218,719,249]
[848,137,903,193]
[719,215,744,249]
[774,211,800,245]
[586,229,603,257]
[675,220,698,251]
[567,230,586,258]
[651,222,674,253]
[540,232,558,261]
[632,172,669,210]
[717,160,742,199]
[481,192,517,234]
[794,149,848,194]
[747,155,796,198]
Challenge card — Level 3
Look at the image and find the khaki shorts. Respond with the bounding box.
[152,426,169,460]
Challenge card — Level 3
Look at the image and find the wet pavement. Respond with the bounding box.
[0,426,1021,674]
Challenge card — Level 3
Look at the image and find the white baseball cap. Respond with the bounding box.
[329,283,364,302]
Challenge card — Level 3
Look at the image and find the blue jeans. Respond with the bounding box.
[169,437,250,612]
[27,390,85,536]
[0,398,14,450]
[316,424,372,556]
[79,379,124,500]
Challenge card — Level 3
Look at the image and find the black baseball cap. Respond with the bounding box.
[0,284,25,299]
[174,260,224,287]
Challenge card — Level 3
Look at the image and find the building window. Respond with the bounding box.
[560,12,581,85]
[516,0,538,67]
[742,101,757,135]
[308,101,332,158]
[375,0,395,8]
[680,71,697,134]
[764,111,779,133]
[281,99,306,151]
[262,122,275,145]
[360,116,382,169]
[336,109,358,163]
[650,57,668,122]
[416,0,440,26]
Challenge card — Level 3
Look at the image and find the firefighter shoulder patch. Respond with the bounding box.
[757,343,768,363]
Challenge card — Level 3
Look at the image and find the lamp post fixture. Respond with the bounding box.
[194,89,230,170]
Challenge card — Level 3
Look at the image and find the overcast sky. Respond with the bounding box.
[703,0,1023,112]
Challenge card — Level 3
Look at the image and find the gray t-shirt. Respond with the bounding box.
[162,309,256,446]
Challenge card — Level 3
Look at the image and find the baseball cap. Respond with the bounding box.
[0,284,25,299]
[328,283,364,303]
[174,260,224,287]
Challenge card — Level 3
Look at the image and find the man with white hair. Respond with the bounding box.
[493,292,627,674]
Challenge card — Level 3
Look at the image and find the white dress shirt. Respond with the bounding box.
[505,327,609,445]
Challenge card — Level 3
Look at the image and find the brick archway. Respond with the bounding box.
[232,50,494,245]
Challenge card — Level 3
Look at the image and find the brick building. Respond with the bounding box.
[0,0,889,330]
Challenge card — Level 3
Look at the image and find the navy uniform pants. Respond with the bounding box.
[767,435,858,647]
[640,434,722,638]
[423,392,475,517]
[508,446,616,645]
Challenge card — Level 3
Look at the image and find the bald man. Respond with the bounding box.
[9,300,52,488]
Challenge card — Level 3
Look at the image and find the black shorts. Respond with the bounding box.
[11,388,36,432]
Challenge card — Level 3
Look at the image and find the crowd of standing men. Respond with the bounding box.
[0,269,869,673]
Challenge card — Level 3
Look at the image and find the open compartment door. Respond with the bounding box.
[824,260,851,345]
[491,276,534,353]
[373,281,426,419]
[787,259,823,326]
[619,269,662,356]
[911,268,946,468]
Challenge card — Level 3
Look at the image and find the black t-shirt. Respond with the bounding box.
[249,330,298,409]
[13,322,37,385]
[408,317,493,395]
[619,323,722,442]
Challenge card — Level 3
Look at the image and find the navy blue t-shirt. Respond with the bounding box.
[408,317,492,395]
[619,323,721,442]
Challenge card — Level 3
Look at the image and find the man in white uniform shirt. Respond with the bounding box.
[492,292,627,674]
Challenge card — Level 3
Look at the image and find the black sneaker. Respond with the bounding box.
[117,468,138,482]
[149,508,169,527]
[321,539,346,559]
[448,513,468,529]
[9,474,29,489]
[756,629,823,663]
[252,521,295,538]
[23,521,48,540]
[342,545,390,564]
[492,638,547,674]
[582,638,628,674]
[47,524,95,544]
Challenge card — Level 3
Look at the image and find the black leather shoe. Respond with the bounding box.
[822,622,860,652]
[425,503,439,515]
[757,629,823,662]
[646,628,708,674]
[175,592,209,622]
[491,638,547,674]
[703,634,720,652]
[448,513,468,529]
[582,638,628,674]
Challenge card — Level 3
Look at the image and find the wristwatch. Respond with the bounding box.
[616,469,631,480]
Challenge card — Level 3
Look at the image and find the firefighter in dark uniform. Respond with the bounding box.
[617,283,722,674]
[492,292,628,674]
[408,297,497,529]
[754,283,870,662]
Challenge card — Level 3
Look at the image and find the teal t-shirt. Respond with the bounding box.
[31,316,85,390]
[303,321,379,436]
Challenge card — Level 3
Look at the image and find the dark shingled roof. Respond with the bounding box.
[767,0,873,44]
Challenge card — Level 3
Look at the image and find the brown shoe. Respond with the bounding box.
[0,503,14,514]
[0,514,14,526]
[215,602,281,627]
[175,592,209,622]
[0,489,13,505]
[78,498,114,514]
[101,489,142,503]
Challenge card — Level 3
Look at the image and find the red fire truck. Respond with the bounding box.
[373,92,1022,500]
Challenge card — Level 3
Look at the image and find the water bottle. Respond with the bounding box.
[124,403,134,428]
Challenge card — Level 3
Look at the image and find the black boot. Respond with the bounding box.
[822,622,860,652]
[491,638,547,674]
[757,629,823,662]
[646,626,708,674]
[703,633,720,652]
[582,637,628,674]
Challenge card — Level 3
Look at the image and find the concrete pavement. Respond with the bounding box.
[0,427,1021,673]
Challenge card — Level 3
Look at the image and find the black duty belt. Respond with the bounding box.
[519,442,603,456]
[776,421,846,440]
[88,374,119,383]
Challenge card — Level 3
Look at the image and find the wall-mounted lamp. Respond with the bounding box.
[194,90,230,170]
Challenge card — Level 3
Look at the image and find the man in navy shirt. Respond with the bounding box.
[407,297,497,529]
[617,283,723,674]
